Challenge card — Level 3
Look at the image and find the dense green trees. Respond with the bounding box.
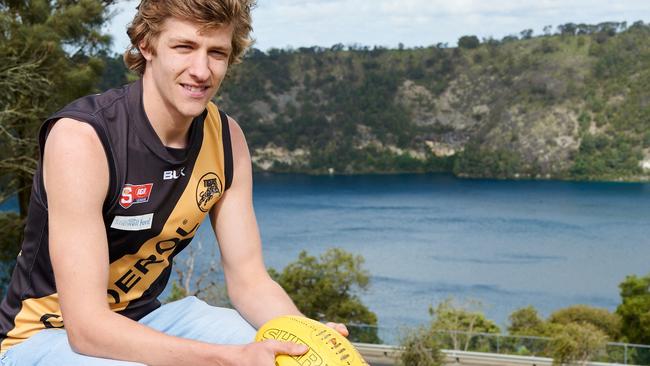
[400,275,650,365]
[0,0,114,291]
[506,304,622,341]
[453,146,524,179]
[1,0,113,215]
[269,248,379,343]
[507,305,546,336]
[548,305,622,340]
[217,22,650,180]
[549,323,608,366]
[458,35,480,49]
[617,274,650,345]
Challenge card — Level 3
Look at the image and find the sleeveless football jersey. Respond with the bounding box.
[0,79,233,351]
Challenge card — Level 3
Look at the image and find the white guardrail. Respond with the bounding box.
[353,343,637,366]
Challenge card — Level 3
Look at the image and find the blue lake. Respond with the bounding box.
[4,174,650,341]
[187,173,650,337]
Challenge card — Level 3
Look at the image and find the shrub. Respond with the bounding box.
[399,327,444,366]
[549,323,608,366]
[548,305,622,340]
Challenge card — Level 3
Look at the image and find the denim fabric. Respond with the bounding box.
[1,296,256,365]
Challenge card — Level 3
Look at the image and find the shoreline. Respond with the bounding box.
[252,168,650,184]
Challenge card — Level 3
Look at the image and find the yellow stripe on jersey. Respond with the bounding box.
[2,294,62,350]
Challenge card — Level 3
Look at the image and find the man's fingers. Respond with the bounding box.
[264,340,309,356]
[325,322,349,337]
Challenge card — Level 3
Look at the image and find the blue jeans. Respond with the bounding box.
[1,296,256,365]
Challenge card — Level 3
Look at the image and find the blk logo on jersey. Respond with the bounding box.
[196,173,222,212]
[163,167,185,180]
[120,183,154,209]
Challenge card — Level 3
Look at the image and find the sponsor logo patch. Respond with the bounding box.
[110,213,154,231]
[196,172,222,212]
[120,183,153,209]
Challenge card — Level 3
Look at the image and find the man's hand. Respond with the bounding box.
[230,340,308,365]
[325,322,349,337]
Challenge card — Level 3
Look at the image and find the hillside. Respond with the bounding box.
[104,22,650,181]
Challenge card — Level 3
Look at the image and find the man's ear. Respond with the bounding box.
[139,41,154,61]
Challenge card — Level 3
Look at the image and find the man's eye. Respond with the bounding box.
[210,50,228,58]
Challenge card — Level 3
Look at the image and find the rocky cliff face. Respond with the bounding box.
[218,25,650,181]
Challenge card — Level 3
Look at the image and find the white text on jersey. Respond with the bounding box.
[163,168,185,180]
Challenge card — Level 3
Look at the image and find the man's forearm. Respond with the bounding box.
[70,308,235,366]
[230,278,303,328]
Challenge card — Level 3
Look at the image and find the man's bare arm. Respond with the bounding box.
[45,118,304,365]
[210,117,303,328]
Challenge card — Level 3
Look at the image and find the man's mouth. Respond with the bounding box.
[181,84,209,93]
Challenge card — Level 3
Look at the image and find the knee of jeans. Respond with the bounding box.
[179,295,201,304]
[170,296,207,311]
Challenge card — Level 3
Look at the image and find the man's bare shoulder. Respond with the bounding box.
[46,118,102,147]
[43,118,109,198]
[226,115,244,139]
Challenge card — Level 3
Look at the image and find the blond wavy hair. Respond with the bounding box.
[124,0,255,75]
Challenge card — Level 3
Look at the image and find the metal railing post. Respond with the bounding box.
[496,334,500,353]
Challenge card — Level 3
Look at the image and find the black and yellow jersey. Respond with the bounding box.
[0,80,233,352]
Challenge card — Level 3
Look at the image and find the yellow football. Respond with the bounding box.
[255,315,369,366]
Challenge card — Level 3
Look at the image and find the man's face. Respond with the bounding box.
[141,17,233,122]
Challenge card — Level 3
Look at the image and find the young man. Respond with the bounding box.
[0,1,346,365]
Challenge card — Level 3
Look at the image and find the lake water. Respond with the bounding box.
[186,173,650,340]
[4,174,650,342]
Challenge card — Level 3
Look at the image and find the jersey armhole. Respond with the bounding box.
[219,110,234,191]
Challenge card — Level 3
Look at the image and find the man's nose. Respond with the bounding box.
[188,53,210,81]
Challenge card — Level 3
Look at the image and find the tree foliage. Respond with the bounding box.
[398,327,444,366]
[508,304,623,341]
[453,146,524,179]
[399,298,499,363]
[549,323,608,366]
[270,248,379,343]
[0,0,113,280]
[428,298,500,351]
[617,273,650,345]
[458,35,480,49]
[548,305,622,340]
[0,0,112,212]
[507,305,546,336]
[508,305,626,362]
